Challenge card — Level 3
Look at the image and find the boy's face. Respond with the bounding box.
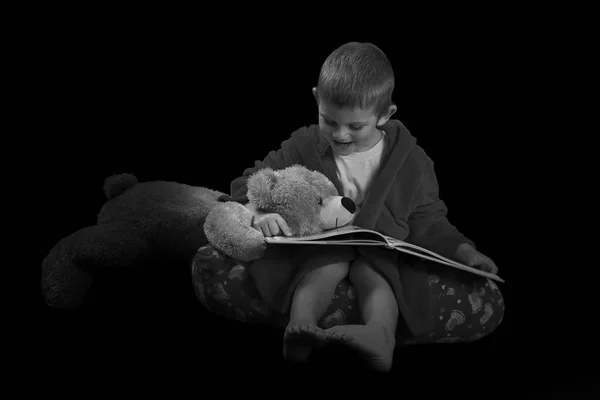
[313,88,396,156]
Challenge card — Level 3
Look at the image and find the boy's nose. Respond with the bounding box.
[341,196,356,214]
[333,134,351,141]
[332,131,351,141]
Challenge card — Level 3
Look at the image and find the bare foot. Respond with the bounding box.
[325,324,395,372]
[283,320,327,362]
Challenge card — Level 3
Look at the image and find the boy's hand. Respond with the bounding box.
[251,211,293,237]
[454,243,499,275]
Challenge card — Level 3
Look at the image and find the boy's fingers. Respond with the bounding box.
[259,220,272,237]
[484,259,498,274]
[268,220,280,236]
[278,218,293,236]
[483,263,498,274]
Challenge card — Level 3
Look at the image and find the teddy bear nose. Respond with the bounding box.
[341,196,356,214]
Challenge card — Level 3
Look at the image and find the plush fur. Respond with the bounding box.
[41,165,354,309]
[247,165,356,235]
[41,174,262,309]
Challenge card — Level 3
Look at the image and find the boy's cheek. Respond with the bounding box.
[318,125,332,139]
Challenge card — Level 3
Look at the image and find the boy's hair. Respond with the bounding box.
[316,42,395,121]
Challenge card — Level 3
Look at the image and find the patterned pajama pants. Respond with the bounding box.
[404,265,504,344]
[191,245,505,345]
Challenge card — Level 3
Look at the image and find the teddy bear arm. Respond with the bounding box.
[204,202,267,262]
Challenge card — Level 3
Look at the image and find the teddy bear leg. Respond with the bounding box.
[41,251,93,309]
[41,223,152,308]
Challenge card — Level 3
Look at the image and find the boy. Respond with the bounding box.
[231,42,499,372]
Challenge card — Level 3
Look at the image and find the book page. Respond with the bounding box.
[387,238,482,273]
[396,247,504,282]
[265,237,385,245]
[267,225,389,243]
[383,237,504,282]
[263,225,504,283]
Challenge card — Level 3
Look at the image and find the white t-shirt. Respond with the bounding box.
[333,130,386,223]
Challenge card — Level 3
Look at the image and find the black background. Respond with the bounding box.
[30,13,590,393]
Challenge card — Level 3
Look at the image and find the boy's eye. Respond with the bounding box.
[323,119,363,130]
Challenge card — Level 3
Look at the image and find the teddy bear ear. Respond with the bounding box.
[290,165,324,183]
[247,168,278,208]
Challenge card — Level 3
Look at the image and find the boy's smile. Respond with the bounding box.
[313,88,396,156]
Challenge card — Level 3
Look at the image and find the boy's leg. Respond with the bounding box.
[325,257,398,372]
[284,261,349,362]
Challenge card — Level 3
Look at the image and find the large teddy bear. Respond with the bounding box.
[41,165,356,312]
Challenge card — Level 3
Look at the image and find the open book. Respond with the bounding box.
[265,225,504,283]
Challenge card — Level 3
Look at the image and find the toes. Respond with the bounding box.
[306,325,322,335]
[283,324,322,362]
[286,324,325,340]
[326,326,344,334]
[325,326,344,337]
[313,329,327,341]
[327,331,346,341]
[285,325,296,335]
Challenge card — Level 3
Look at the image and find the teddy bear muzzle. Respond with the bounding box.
[319,196,356,230]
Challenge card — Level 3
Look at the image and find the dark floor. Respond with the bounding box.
[37,281,592,393]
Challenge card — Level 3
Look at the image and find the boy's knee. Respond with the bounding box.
[302,261,349,285]
[322,261,350,281]
[349,257,379,283]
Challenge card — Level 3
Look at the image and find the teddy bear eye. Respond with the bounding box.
[318,197,323,206]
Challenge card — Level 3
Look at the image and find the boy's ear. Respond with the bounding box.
[377,104,397,127]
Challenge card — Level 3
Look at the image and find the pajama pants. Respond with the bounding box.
[191,245,505,345]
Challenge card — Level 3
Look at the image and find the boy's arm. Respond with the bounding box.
[406,155,476,261]
[231,130,304,204]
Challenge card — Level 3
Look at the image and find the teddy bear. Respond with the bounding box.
[41,165,356,310]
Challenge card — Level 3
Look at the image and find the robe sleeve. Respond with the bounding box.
[406,154,476,260]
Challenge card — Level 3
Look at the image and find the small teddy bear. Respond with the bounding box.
[246,165,356,235]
